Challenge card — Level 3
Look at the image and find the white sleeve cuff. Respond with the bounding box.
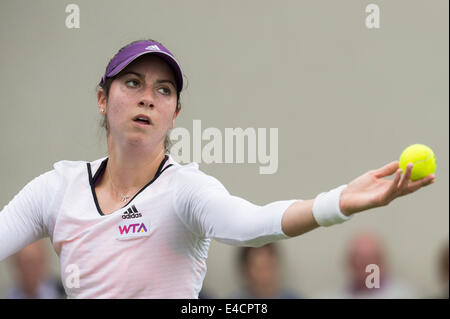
[312,184,351,227]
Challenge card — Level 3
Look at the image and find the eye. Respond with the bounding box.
[158,87,171,95]
[125,79,140,88]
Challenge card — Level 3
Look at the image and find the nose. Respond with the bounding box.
[139,100,154,108]
[138,85,155,108]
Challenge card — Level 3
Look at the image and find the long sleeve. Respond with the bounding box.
[171,163,297,247]
[0,170,57,261]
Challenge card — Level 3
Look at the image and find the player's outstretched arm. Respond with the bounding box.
[282,161,435,237]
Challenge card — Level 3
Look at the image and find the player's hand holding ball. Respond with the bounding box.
[339,144,436,216]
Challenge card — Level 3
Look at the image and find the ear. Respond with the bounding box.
[97,89,107,113]
[171,103,181,129]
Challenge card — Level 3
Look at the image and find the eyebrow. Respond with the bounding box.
[120,71,144,79]
[155,79,177,89]
[120,71,176,89]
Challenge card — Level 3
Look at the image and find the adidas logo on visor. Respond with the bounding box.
[145,45,160,51]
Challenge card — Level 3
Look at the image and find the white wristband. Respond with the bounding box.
[312,184,351,227]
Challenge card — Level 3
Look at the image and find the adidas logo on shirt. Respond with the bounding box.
[121,205,142,219]
[116,205,150,241]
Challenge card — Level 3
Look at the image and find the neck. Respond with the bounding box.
[105,140,166,198]
[248,282,279,298]
[351,275,387,294]
[23,282,39,298]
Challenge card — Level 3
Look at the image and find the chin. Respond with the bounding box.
[127,136,151,146]
[127,134,163,150]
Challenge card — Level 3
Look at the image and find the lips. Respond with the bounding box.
[132,114,151,125]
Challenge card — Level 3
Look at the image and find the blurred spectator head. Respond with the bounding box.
[12,240,48,298]
[238,243,281,298]
[346,231,386,286]
[334,231,420,298]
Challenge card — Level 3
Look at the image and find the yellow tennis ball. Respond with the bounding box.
[399,144,436,181]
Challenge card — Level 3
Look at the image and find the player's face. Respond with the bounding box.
[100,55,180,149]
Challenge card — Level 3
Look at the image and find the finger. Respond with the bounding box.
[404,174,435,194]
[382,168,403,203]
[389,168,403,194]
[374,161,399,178]
[398,163,413,189]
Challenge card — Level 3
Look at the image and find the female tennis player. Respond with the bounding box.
[0,39,435,298]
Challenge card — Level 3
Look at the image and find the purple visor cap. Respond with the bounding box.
[99,41,183,93]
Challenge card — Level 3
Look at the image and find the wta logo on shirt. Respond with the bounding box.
[116,218,150,241]
[118,223,148,235]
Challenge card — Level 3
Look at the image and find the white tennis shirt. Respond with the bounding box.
[0,155,297,298]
